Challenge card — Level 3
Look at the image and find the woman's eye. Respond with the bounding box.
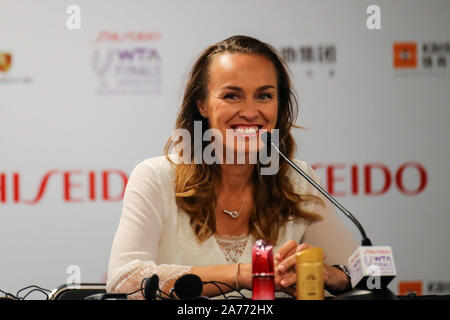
[224,93,239,100]
[258,93,273,100]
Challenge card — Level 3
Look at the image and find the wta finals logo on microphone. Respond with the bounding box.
[349,246,397,290]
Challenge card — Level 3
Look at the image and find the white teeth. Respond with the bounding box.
[234,127,258,134]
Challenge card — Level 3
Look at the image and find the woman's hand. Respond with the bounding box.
[273,240,299,296]
[274,241,350,297]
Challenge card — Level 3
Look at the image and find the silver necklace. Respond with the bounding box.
[220,199,247,219]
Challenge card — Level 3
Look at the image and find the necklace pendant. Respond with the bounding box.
[224,210,239,219]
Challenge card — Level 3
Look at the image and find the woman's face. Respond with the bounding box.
[198,53,278,158]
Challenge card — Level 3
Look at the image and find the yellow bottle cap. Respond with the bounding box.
[296,247,323,263]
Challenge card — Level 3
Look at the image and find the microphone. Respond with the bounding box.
[144,273,209,300]
[144,274,170,300]
[262,132,398,299]
[345,246,397,295]
[172,274,209,300]
[252,239,275,300]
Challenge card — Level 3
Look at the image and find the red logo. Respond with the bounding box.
[0,170,128,204]
[393,43,417,69]
[0,52,12,73]
[94,31,162,43]
[311,162,427,197]
[398,281,422,296]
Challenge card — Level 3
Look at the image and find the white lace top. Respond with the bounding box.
[106,156,358,299]
[215,234,249,264]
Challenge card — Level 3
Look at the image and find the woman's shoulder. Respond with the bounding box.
[289,159,311,172]
[129,155,176,185]
[137,155,175,171]
[286,159,321,194]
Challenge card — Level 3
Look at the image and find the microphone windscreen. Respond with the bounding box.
[173,274,203,299]
[144,274,159,300]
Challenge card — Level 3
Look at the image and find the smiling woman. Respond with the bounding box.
[106,35,358,299]
[198,53,278,156]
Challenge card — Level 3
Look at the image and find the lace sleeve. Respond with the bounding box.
[107,260,192,299]
[106,159,191,299]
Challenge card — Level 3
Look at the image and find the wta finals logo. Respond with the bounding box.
[90,31,162,95]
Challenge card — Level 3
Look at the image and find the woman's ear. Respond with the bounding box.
[197,100,208,118]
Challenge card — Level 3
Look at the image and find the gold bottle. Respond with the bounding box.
[296,247,324,300]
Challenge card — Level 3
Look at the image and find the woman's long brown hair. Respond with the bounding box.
[164,35,322,244]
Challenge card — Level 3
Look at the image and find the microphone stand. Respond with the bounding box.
[271,143,372,246]
[268,138,397,300]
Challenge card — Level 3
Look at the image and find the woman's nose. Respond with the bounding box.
[238,100,260,121]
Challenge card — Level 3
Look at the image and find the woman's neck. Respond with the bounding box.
[218,163,255,194]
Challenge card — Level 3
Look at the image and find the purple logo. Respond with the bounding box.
[91,31,162,95]
[364,255,394,270]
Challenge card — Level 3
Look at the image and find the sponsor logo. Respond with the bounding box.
[279,44,336,78]
[398,281,423,296]
[91,31,162,95]
[393,42,417,69]
[0,51,33,84]
[94,31,162,43]
[311,162,427,196]
[427,281,450,295]
[399,281,450,296]
[0,160,428,205]
[0,52,12,73]
[393,41,450,76]
[0,169,128,205]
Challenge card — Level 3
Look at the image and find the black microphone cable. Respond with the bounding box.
[17,285,52,300]
[1,285,52,300]
[201,281,227,299]
[121,277,147,298]
[202,280,249,300]
[0,289,18,300]
[124,274,171,300]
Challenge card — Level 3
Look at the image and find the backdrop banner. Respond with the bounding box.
[1,0,449,297]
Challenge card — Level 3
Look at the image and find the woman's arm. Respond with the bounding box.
[107,158,254,299]
[191,263,252,297]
